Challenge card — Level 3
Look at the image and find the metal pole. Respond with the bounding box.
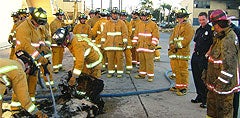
[101,0,102,10]
[119,0,120,11]
[91,0,93,9]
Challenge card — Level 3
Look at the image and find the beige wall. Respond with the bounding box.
[181,0,239,26]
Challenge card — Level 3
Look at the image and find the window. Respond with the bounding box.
[193,18,199,26]
[194,0,210,8]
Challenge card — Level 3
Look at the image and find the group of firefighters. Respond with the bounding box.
[0,5,239,118]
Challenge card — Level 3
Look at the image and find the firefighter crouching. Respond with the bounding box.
[50,8,66,73]
[52,26,103,86]
[13,7,49,109]
[203,9,239,118]
[0,51,47,117]
[168,8,194,95]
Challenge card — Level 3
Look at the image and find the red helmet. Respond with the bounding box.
[210,9,227,22]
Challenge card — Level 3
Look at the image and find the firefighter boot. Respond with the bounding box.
[107,74,113,78]
[176,89,187,96]
[147,77,154,82]
[169,87,177,92]
[53,68,59,73]
[117,74,122,78]
[134,75,145,79]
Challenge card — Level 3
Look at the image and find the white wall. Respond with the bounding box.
[0,0,22,48]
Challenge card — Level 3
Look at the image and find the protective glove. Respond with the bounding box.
[68,77,76,86]
[35,110,48,118]
[8,35,13,44]
[148,43,156,50]
[38,56,48,65]
[39,45,51,54]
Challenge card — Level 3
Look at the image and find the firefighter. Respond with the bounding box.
[133,9,160,82]
[52,26,103,85]
[50,8,66,73]
[88,9,95,19]
[120,10,133,74]
[73,13,92,38]
[87,8,101,28]
[130,9,141,67]
[101,7,128,78]
[39,22,55,89]
[168,8,194,95]
[92,9,109,70]
[151,18,161,62]
[202,9,239,118]
[228,16,240,118]
[190,12,213,108]
[8,12,19,60]
[13,7,49,109]
[0,51,47,117]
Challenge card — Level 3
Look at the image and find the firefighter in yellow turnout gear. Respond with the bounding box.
[50,8,66,73]
[133,9,160,82]
[0,51,48,117]
[39,23,55,88]
[120,10,133,74]
[13,7,49,109]
[52,26,103,86]
[73,13,92,38]
[92,9,109,70]
[8,9,28,60]
[101,7,128,78]
[168,8,194,95]
[130,9,141,66]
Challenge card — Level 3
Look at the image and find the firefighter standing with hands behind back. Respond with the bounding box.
[203,9,239,118]
[0,50,48,118]
[168,8,194,96]
[101,7,128,78]
[133,9,159,82]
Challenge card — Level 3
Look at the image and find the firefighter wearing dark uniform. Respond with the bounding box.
[229,17,240,118]
[133,9,160,82]
[202,9,239,118]
[190,12,213,108]
[13,7,49,109]
[120,10,133,74]
[52,27,103,85]
[130,9,141,66]
[92,9,109,70]
[50,8,66,73]
[73,13,92,38]
[0,51,48,117]
[101,7,128,78]
[168,8,194,95]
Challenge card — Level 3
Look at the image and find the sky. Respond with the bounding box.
[86,0,183,12]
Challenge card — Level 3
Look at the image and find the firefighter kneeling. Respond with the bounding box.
[0,50,47,117]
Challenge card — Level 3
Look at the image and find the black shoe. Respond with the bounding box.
[200,103,207,108]
[191,99,202,103]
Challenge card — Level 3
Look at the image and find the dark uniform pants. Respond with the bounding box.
[191,53,208,104]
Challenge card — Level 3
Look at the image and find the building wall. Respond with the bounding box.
[181,0,239,27]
